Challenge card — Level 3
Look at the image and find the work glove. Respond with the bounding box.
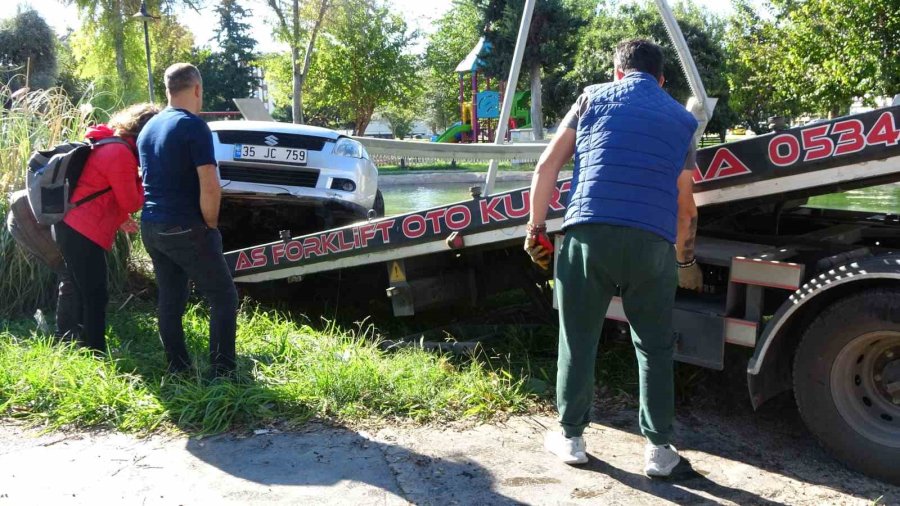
[524,222,553,270]
[678,261,703,291]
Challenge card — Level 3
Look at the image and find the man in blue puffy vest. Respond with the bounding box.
[525,39,703,477]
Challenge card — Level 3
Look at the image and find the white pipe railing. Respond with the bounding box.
[483,0,537,196]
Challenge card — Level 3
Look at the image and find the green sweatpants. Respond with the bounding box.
[555,223,677,445]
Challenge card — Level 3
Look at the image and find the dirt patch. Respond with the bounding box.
[502,476,562,487]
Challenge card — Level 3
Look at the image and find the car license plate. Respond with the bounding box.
[233,144,307,165]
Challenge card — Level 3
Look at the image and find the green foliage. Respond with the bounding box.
[0,8,58,91]
[726,0,898,125]
[0,304,532,433]
[769,0,899,115]
[380,102,419,139]
[306,0,419,134]
[475,0,588,126]
[421,1,483,132]
[257,52,294,121]
[67,1,194,109]
[147,15,195,102]
[724,1,795,132]
[197,0,259,112]
[562,1,733,134]
[55,32,90,104]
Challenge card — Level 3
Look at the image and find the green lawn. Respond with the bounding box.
[0,302,535,434]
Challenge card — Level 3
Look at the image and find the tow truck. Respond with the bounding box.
[218,1,900,485]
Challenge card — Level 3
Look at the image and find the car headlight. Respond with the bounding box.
[332,137,363,158]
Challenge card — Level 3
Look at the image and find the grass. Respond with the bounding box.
[0,301,535,434]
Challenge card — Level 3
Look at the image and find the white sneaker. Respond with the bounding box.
[544,431,588,465]
[644,443,680,477]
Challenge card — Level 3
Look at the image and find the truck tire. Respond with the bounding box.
[793,288,900,485]
[374,189,385,217]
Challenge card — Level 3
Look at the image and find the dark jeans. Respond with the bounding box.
[141,222,238,374]
[55,271,81,340]
[53,222,108,351]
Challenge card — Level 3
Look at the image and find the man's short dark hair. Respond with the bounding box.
[164,63,202,95]
[614,39,664,79]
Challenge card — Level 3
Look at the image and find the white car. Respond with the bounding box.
[208,121,383,249]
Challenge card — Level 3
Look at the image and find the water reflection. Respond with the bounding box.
[807,184,900,214]
[382,182,900,217]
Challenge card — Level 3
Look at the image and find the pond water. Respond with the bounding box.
[807,185,900,214]
[381,182,900,216]
[382,181,527,216]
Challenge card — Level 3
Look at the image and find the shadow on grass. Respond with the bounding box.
[102,305,524,504]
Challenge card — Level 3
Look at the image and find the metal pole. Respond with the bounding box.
[142,19,154,103]
[653,0,716,141]
[483,0,536,196]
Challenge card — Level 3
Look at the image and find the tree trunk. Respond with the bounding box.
[291,46,301,124]
[113,2,127,86]
[296,0,330,126]
[355,107,373,136]
[529,61,543,141]
[291,0,301,124]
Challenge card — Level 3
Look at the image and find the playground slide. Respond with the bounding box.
[434,122,472,143]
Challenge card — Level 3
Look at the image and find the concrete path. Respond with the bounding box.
[1,406,897,505]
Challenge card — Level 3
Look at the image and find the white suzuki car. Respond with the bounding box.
[209,121,383,250]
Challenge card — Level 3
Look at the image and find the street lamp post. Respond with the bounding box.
[133,1,156,103]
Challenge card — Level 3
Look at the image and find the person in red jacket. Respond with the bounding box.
[53,103,159,352]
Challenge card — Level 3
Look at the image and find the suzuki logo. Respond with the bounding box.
[264,135,279,146]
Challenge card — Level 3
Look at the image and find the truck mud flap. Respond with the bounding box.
[673,307,725,370]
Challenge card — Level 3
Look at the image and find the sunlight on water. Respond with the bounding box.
[807,184,900,214]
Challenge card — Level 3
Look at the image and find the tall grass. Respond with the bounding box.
[0,304,533,434]
[0,86,132,318]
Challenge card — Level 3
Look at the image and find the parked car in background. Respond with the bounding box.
[209,121,384,250]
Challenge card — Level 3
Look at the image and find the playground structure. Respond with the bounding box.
[433,38,532,144]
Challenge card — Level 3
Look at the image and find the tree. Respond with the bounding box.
[563,1,734,137]
[768,0,899,116]
[149,15,194,100]
[0,8,58,91]
[422,1,483,132]
[724,1,798,132]
[66,1,197,106]
[56,30,90,103]
[475,0,588,139]
[266,0,333,123]
[197,0,259,111]
[380,94,424,139]
[306,0,419,135]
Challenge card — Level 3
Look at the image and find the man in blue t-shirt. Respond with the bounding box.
[525,40,703,477]
[138,63,238,378]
